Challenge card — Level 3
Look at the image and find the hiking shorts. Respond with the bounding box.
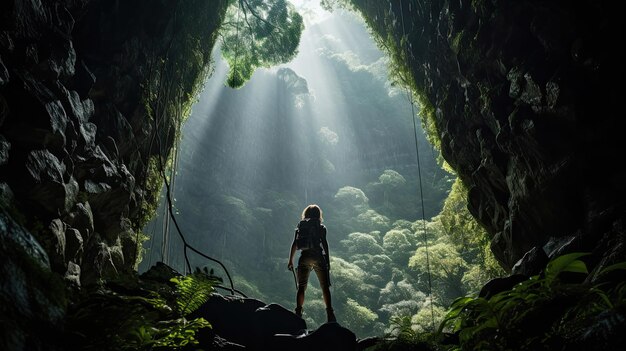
[297,250,329,289]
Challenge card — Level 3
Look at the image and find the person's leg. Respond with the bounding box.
[296,260,311,317]
[314,260,336,322]
[296,285,305,317]
[321,284,336,322]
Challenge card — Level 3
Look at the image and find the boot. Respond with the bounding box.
[295,306,303,317]
[326,308,336,322]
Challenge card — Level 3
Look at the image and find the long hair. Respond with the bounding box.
[301,204,323,222]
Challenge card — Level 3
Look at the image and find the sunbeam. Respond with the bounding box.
[140,1,451,337]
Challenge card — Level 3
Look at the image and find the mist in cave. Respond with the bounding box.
[139,5,455,336]
[3,0,625,349]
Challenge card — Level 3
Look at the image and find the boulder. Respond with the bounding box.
[301,322,356,350]
[0,94,7,127]
[81,233,120,285]
[0,134,9,166]
[64,201,94,240]
[2,77,69,152]
[36,35,76,80]
[0,55,9,86]
[511,246,549,276]
[140,261,181,283]
[190,295,266,346]
[0,210,66,351]
[119,228,139,271]
[0,182,14,209]
[356,337,380,350]
[68,60,96,99]
[252,303,307,347]
[479,274,528,300]
[64,261,81,289]
[59,87,94,126]
[191,293,360,350]
[20,149,69,215]
[43,219,67,273]
[272,322,357,351]
[64,227,83,264]
[209,336,246,350]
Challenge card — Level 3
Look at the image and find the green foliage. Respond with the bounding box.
[334,186,369,209]
[409,241,466,282]
[171,271,219,316]
[133,232,151,271]
[438,253,626,350]
[126,317,211,350]
[388,315,417,341]
[378,170,407,188]
[356,209,391,233]
[438,179,505,278]
[371,315,445,351]
[136,0,230,233]
[383,229,414,264]
[411,302,447,334]
[379,280,424,319]
[135,156,163,231]
[151,317,212,349]
[67,270,219,350]
[220,0,304,88]
[342,298,381,336]
[146,2,505,340]
[342,232,385,256]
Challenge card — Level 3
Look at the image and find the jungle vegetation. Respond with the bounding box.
[141,7,503,338]
[220,0,304,88]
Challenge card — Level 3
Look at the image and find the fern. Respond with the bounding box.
[171,271,218,316]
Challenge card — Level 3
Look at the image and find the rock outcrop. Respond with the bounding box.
[351,0,626,272]
[191,294,357,351]
[0,0,228,349]
[0,0,227,282]
[0,210,66,351]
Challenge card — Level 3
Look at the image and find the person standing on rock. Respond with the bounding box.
[288,204,336,323]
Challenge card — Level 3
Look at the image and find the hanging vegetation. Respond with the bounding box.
[220,0,305,88]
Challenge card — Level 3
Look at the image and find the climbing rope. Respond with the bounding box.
[399,0,436,331]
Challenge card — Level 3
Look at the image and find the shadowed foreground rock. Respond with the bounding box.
[191,294,357,350]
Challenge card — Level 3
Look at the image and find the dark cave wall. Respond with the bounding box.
[0,1,227,348]
[351,0,626,270]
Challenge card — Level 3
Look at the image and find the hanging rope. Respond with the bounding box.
[398,0,436,331]
[160,131,180,267]
[146,0,245,297]
[153,89,242,297]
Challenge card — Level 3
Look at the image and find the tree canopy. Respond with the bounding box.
[220,0,304,88]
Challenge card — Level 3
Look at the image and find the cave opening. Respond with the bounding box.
[2,0,624,349]
[139,2,496,337]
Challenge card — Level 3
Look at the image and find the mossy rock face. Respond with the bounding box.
[348,0,626,272]
[0,210,67,351]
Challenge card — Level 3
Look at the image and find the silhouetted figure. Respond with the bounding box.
[288,204,336,322]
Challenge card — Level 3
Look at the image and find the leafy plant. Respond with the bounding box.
[171,270,220,316]
[388,315,417,342]
[438,253,626,350]
[370,315,446,351]
[67,270,220,350]
[151,317,212,349]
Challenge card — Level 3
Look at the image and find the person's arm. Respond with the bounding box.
[321,227,330,269]
[288,230,297,270]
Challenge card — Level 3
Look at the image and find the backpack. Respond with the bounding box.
[295,219,322,251]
